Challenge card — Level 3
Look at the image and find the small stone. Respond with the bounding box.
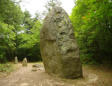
[14,56,18,64]
[22,58,27,67]
[32,64,41,68]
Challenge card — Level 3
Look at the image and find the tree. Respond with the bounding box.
[70,0,112,64]
[0,0,24,62]
[18,17,42,61]
[0,0,43,63]
[0,22,15,62]
[43,0,62,16]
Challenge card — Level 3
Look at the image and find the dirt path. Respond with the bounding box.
[0,63,112,86]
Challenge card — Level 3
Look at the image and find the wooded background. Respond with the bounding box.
[0,0,112,64]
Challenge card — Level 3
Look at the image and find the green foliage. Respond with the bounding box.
[0,0,42,62]
[19,20,41,48]
[44,0,62,15]
[2,0,112,64]
[18,19,42,61]
[0,22,15,63]
[0,63,13,72]
[71,0,112,64]
[0,0,24,25]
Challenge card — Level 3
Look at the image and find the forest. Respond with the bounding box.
[0,0,42,62]
[0,0,112,64]
[0,0,112,86]
[71,0,112,64]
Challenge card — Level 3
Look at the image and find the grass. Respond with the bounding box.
[0,63,14,78]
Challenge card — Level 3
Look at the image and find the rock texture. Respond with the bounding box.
[14,56,18,64]
[22,58,27,67]
[40,7,82,79]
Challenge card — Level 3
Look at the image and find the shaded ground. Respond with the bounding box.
[0,63,112,86]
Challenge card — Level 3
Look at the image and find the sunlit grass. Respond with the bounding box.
[0,63,15,78]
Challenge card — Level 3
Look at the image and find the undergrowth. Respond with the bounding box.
[0,63,14,73]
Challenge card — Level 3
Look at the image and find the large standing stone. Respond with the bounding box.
[40,7,82,79]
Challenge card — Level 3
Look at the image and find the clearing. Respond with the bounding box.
[0,63,112,86]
